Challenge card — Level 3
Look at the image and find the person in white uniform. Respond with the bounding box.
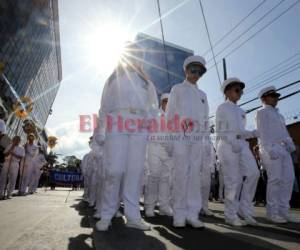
[96,42,158,231]
[256,86,300,223]
[200,140,216,216]
[81,137,93,203]
[0,136,25,199]
[166,55,209,228]
[215,77,259,226]
[144,93,173,217]
[28,148,47,194]
[19,133,38,195]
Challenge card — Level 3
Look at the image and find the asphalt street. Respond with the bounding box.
[0,189,299,250]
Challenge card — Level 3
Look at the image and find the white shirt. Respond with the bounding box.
[24,143,39,160]
[4,144,25,163]
[255,105,292,150]
[166,80,209,143]
[215,100,254,146]
[34,153,47,170]
[98,70,158,135]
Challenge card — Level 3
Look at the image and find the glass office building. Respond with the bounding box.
[0,0,62,140]
[135,33,193,96]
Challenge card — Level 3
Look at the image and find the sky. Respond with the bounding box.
[45,0,300,159]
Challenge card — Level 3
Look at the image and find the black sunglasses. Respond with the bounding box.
[188,66,206,76]
[234,87,243,94]
[267,93,280,98]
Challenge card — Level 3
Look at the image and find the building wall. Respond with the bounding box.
[0,0,62,139]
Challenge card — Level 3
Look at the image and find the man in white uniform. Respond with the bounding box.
[200,140,216,216]
[95,43,158,231]
[166,55,208,228]
[28,148,47,194]
[81,137,93,203]
[216,77,259,226]
[256,86,300,223]
[0,136,25,199]
[144,93,173,217]
[19,133,38,195]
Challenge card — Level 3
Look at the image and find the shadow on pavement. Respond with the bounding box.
[68,234,95,250]
[144,213,288,250]
[70,200,167,250]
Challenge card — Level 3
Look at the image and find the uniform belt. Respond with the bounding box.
[111,108,146,116]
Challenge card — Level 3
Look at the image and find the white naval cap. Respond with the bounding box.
[183,55,206,70]
[221,77,245,93]
[160,93,170,102]
[0,119,6,133]
[258,86,281,99]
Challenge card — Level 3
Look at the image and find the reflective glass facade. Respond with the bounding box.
[135,33,193,95]
[0,0,62,139]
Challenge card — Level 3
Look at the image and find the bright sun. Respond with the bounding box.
[84,23,131,73]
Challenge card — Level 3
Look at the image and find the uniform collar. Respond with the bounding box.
[225,99,237,106]
[264,104,279,111]
[183,80,198,88]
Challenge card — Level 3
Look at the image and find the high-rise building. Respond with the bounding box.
[0,0,62,141]
[135,33,193,96]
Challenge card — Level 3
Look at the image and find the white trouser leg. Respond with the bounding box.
[20,161,34,194]
[8,162,20,195]
[158,176,171,209]
[0,161,9,196]
[144,175,159,210]
[28,169,37,193]
[186,143,202,220]
[201,166,211,211]
[33,171,42,192]
[172,143,202,221]
[95,175,104,213]
[278,151,295,216]
[218,142,242,221]
[122,134,147,221]
[218,169,224,200]
[101,135,128,220]
[158,156,172,210]
[239,147,259,217]
[263,156,281,217]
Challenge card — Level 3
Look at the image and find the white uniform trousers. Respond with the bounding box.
[101,134,147,221]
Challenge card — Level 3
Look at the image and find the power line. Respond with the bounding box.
[202,0,267,57]
[205,0,300,71]
[245,88,300,113]
[206,0,286,64]
[156,0,172,93]
[244,61,300,95]
[209,79,300,118]
[239,79,300,107]
[198,0,222,86]
[246,51,300,83]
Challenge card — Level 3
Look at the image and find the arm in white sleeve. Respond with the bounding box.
[98,80,112,139]
[165,87,177,124]
[216,105,241,153]
[146,81,159,118]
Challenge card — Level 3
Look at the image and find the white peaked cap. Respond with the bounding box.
[221,77,245,93]
[258,86,280,98]
[160,93,170,101]
[183,55,206,70]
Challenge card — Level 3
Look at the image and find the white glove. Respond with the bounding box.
[251,129,259,138]
[94,134,105,146]
[165,143,173,157]
[284,137,296,153]
[269,149,279,160]
[231,141,242,153]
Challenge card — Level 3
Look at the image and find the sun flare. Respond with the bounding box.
[84,23,131,73]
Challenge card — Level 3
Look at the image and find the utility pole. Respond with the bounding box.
[222,58,227,80]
